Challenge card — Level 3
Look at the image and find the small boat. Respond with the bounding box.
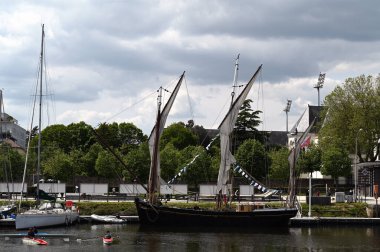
[103,237,113,245]
[22,237,48,245]
[90,214,126,224]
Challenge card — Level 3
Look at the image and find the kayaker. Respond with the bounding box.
[33,226,38,235]
[27,228,35,238]
[104,231,112,239]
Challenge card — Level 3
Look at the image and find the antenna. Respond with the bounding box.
[283,99,292,133]
[314,73,325,106]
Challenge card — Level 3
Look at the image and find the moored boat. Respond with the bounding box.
[15,202,79,230]
[133,64,298,227]
[90,214,126,224]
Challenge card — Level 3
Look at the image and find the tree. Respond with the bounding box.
[233,99,264,150]
[160,122,198,150]
[124,142,150,183]
[0,144,25,181]
[66,121,95,152]
[296,143,322,174]
[42,149,74,182]
[320,146,352,188]
[118,122,147,154]
[40,124,71,153]
[95,149,123,179]
[319,74,380,162]
[178,146,215,188]
[268,147,290,180]
[235,139,267,181]
[160,143,182,181]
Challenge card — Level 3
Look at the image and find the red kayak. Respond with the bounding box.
[103,237,113,245]
[22,237,48,245]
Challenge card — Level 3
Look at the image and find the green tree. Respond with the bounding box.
[124,142,150,183]
[66,121,95,152]
[42,149,74,182]
[235,139,266,181]
[319,74,380,162]
[160,143,182,181]
[179,146,215,187]
[95,149,124,179]
[268,147,290,180]
[320,146,352,187]
[118,122,147,154]
[160,122,198,150]
[296,143,322,174]
[0,144,25,181]
[40,124,71,152]
[233,99,264,150]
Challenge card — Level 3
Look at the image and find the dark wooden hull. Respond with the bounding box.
[135,198,297,227]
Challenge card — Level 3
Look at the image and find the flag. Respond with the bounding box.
[300,136,311,148]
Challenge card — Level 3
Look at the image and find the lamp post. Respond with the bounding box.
[314,73,325,106]
[354,128,363,202]
[284,100,292,133]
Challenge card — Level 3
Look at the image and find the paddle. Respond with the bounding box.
[76,236,101,242]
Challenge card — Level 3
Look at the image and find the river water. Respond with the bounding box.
[1,223,380,251]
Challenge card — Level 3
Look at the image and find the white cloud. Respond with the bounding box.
[0,0,379,135]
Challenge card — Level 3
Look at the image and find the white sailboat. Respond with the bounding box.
[15,24,79,230]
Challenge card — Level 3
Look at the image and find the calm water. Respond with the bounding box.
[1,223,380,251]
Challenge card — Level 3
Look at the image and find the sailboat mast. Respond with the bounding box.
[230,54,240,106]
[227,54,240,203]
[148,87,163,203]
[36,24,45,202]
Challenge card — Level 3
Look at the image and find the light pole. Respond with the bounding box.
[354,128,363,202]
[284,100,292,133]
[314,73,325,106]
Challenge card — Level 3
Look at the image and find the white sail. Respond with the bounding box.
[148,72,185,200]
[216,65,262,193]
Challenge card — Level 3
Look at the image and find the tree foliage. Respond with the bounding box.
[268,147,290,180]
[319,74,380,162]
[296,143,322,174]
[160,122,198,150]
[235,139,267,181]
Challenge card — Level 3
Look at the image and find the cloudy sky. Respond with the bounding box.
[1,0,379,135]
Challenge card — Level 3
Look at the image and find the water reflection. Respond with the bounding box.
[0,224,380,251]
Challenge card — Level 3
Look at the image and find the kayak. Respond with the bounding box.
[22,237,48,245]
[103,237,113,245]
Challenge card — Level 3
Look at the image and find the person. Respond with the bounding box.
[32,226,38,235]
[104,230,112,239]
[27,228,35,238]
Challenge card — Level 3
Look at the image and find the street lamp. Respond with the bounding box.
[314,73,326,106]
[284,100,292,133]
[354,128,363,202]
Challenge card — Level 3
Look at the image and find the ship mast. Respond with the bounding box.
[36,24,45,202]
[148,87,163,204]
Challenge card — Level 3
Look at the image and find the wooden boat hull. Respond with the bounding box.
[135,198,297,227]
[22,237,48,245]
[103,237,113,245]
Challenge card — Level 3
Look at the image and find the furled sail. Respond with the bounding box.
[216,65,262,193]
[287,117,316,208]
[148,72,185,203]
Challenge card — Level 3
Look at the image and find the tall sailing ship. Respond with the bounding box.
[134,64,298,227]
